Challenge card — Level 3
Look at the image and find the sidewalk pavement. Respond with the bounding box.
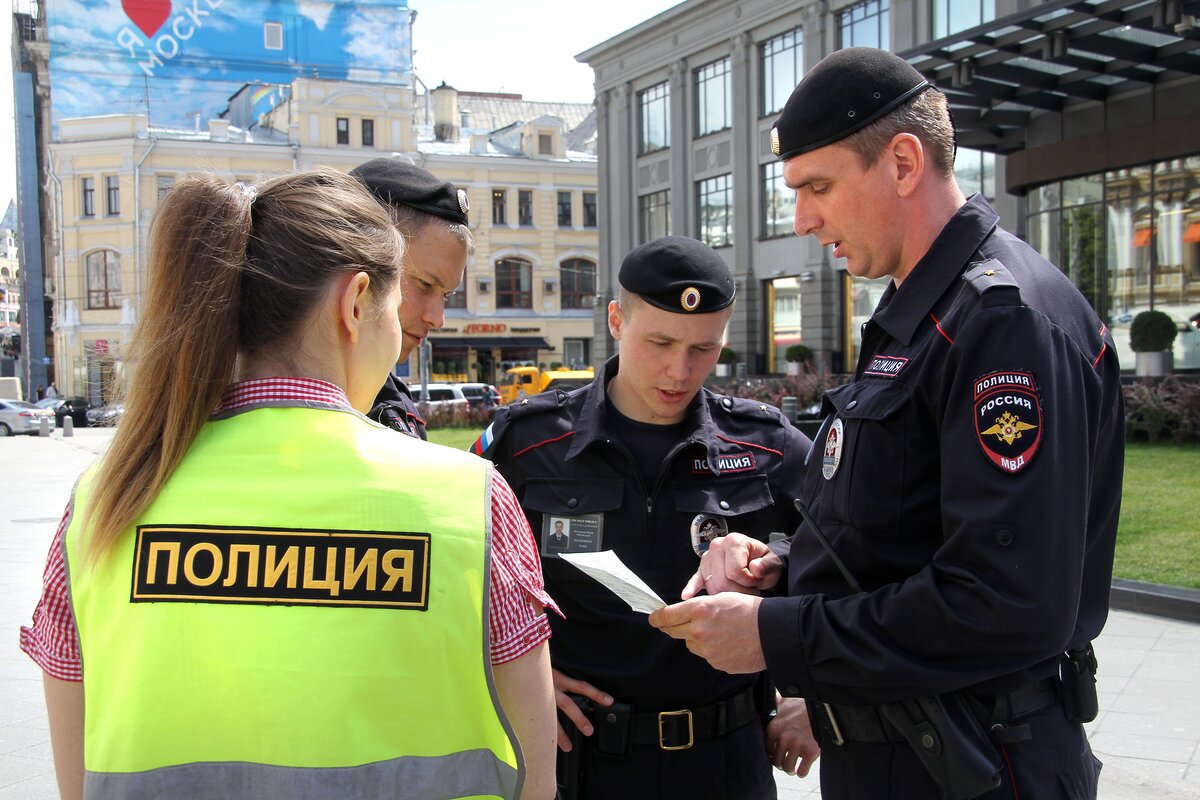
[2,429,1198,799]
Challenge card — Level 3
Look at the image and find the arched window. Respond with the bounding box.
[86,249,121,309]
[559,258,596,309]
[495,257,532,309]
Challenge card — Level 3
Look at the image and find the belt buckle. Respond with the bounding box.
[658,709,694,750]
[822,703,846,746]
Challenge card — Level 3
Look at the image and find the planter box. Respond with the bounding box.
[1134,351,1172,377]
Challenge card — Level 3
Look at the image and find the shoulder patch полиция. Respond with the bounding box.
[973,370,1042,474]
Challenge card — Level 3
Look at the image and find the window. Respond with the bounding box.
[361,119,375,148]
[156,175,175,203]
[336,117,349,145]
[444,274,467,309]
[639,190,670,243]
[539,133,553,155]
[263,21,283,50]
[697,174,733,247]
[104,176,120,216]
[563,338,590,369]
[557,191,573,227]
[933,0,994,39]
[953,147,996,202]
[86,250,121,309]
[638,82,670,154]
[839,0,889,50]
[560,258,596,309]
[695,58,731,137]
[761,161,795,239]
[583,192,597,228]
[518,190,534,226]
[492,189,507,225]
[761,28,803,117]
[495,257,532,308]
[81,177,95,217]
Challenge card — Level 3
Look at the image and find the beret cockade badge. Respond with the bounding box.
[680,287,702,312]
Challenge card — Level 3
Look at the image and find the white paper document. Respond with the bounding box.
[558,550,666,614]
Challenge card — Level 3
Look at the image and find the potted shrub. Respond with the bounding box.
[784,344,813,376]
[715,346,738,378]
[1130,309,1178,377]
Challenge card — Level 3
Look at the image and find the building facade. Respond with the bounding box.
[579,0,1200,373]
[43,78,596,402]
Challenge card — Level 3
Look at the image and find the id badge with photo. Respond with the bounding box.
[541,513,604,558]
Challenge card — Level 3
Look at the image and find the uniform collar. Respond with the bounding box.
[872,193,999,346]
[566,355,722,461]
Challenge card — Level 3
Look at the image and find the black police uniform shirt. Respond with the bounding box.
[759,194,1124,707]
[368,373,428,440]
[478,356,811,709]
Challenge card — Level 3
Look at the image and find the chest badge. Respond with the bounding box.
[690,513,729,556]
[973,370,1042,474]
[822,418,844,480]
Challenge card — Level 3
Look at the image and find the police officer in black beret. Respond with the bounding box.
[653,48,1124,799]
[475,236,818,799]
[351,157,474,439]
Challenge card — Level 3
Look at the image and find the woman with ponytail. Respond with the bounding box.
[20,169,556,800]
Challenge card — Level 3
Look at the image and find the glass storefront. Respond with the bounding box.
[766,277,801,373]
[834,154,1199,372]
[1030,157,1200,369]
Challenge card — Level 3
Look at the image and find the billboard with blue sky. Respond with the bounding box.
[46,0,412,132]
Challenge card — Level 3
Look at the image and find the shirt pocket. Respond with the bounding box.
[824,380,914,537]
[671,474,776,584]
[521,478,626,615]
[522,478,625,547]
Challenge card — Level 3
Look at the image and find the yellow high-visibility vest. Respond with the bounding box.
[65,403,520,799]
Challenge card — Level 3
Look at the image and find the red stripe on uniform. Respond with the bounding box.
[1091,342,1107,369]
[513,430,576,458]
[930,313,954,345]
[715,434,783,457]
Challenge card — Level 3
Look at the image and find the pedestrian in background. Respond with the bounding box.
[20,168,556,800]
[651,48,1124,800]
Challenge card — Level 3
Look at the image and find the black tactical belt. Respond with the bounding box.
[813,677,1060,746]
[628,685,760,750]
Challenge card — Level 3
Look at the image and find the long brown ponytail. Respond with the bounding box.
[84,168,402,561]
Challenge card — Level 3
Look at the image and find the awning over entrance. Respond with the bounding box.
[899,0,1200,155]
[429,337,553,350]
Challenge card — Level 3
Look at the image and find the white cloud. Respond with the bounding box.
[297,0,335,31]
[343,5,404,72]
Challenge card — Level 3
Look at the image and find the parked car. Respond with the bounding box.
[410,384,469,410]
[0,399,57,436]
[37,396,92,428]
[458,382,501,411]
[87,403,125,427]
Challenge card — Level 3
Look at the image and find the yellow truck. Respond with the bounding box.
[496,365,594,405]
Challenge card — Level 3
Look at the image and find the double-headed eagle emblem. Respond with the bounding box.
[981,411,1037,445]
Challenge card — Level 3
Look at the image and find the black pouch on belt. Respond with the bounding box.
[879,692,1003,800]
[1060,644,1099,723]
[594,701,633,756]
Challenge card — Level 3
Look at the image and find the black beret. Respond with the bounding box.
[771,47,930,161]
[619,236,735,314]
[350,158,470,226]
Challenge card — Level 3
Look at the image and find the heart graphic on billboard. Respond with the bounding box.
[122,0,171,38]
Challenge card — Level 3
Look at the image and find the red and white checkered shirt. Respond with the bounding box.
[20,377,558,679]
